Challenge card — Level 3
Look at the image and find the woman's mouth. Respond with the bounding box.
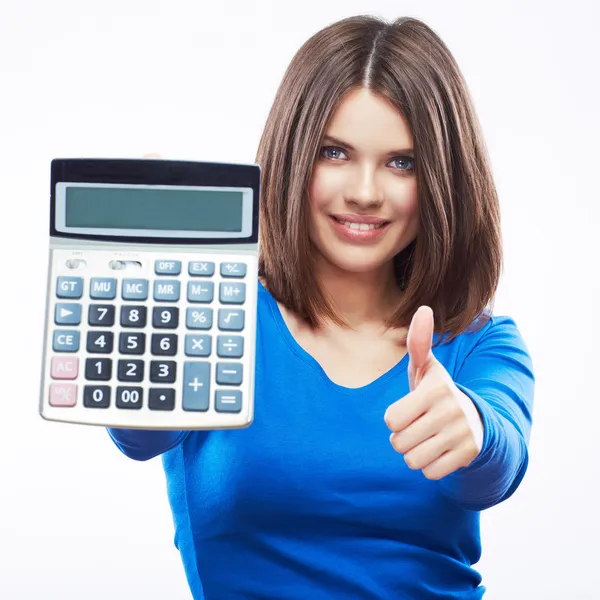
[329,215,391,242]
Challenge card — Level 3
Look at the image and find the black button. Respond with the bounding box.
[117,359,145,382]
[119,332,146,354]
[149,388,176,411]
[150,360,177,383]
[152,306,179,329]
[116,386,143,409]
[120,305,147,328]
[86,331,114,354]
[83,385,111,408]
[151,334,178,356]
[88,304,115,327]
[85,358,112,380]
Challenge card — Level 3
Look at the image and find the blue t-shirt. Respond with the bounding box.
[108,280,534,599]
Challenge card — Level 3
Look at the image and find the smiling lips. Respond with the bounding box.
[330,214,391,242]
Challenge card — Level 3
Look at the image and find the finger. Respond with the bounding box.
[407,306,435,389]
[388,402,449,453]
[420,448,471,480]
[384,387,432,432]
[401,432,454,472]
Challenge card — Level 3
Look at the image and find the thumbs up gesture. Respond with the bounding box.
[384,306,485,480]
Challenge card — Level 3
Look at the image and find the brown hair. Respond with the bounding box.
[256,15,501,340]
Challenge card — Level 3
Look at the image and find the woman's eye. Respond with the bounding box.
[320,146,347,160]
[389,156,415,171]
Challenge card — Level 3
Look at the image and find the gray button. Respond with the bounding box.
[220,262,247,278]
[56,276,83,299]
[122,279,149,300]
[155,260,181,275]
[90,278,117,299]
[218,309,245,331]
[54,303,82,325]
[219,282,246,304]
[187,281,214,303]
[182,362,210,411]
[217,335,244,358]
[184,334,212,357]
[52,330,80,352]
[216,363,243,385]
[189,261,215,276]
[154,280,180,302]
[186,308,213,330]
[215,390,242,413]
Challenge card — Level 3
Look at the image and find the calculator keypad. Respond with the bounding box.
[43,249,256,428]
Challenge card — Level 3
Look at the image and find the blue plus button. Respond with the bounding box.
[182,362,211,411]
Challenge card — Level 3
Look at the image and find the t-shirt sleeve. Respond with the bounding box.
[439,315,535,511]
[107,427,191,461]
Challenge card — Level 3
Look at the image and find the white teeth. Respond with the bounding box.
[339,220,382,230]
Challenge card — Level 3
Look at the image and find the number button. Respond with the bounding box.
[121,305,147,328]
[152,307,179,329]
[186,308,213,330]
[86,331,114,354]
[117,360,144,382]
[83,385,111,408]
[150,360,177,383]
[116,386,143,409]
[119,332,146,354]
[151,334,178,356]
[149,389,176,411]
[85,358,112,381]
[88,304,115,327]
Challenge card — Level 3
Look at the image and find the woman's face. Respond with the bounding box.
[309,87,419,276]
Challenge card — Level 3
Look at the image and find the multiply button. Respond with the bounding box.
[90,278,117,300]
[219,282,246,304]
[54,303,82,325]
[184,334,211,357]
[220,262,247,278]
[182,362,210,411]
[56,277,83,299]
[189,261,214,277]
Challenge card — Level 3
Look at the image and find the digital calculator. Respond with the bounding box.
[39,158,260,430]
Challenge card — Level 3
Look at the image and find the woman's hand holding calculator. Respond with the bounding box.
[384,306,485,481]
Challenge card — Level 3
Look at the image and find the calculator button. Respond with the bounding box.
[49,383,77,407]
[155,260,181,275]
[184,334,212,357]
[217,336,244,358]
[117,359,145,382]
[116,386,143,409]
[218,309,244,331]
[86,331,114,354]
[219,282,246,304]
[54,303,82,325]
[189,261,214,276]
[121,305,147,328]
[182,362,210,411]
[152,307,179,329]
[119,332,146,354]
[220,262,247,278]
[88,304,115,327]
[215,390,242,412]
[51,356,79,380]
[122,279,149,301]
[186,308,213,330]
[56,276,83,299]
[83,385,111,408]
[85,358,112,380]
[52,330,80,352]
[153,280,180,302]
[216,362,243,385]
[149,388,176,410]
[90,277,117,300]
[151,333,178,356]
[150,360,177,383]
[187,281,214,303]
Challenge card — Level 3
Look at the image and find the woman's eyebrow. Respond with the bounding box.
[322,135,413,155]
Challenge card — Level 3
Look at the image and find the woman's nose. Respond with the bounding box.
[344,166,383,208]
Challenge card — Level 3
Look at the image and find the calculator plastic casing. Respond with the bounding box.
[39,158,260,430]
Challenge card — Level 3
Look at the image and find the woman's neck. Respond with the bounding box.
[315,258,401,329]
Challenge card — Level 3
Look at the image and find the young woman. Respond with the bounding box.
[108,15,534,599]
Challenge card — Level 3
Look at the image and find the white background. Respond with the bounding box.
[1,0,598,598]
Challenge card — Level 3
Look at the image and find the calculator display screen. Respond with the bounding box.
[54,183,253,239]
